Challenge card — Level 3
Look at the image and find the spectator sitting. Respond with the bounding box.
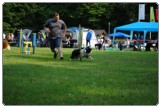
[11,33,14,42]
[155,39,158,51]
[113,38,119,48]
[102,36,112,50]
[7,33,11,42]
[122,38,130,49]
[66,37,70,46]
[95,35,103,50]
[62,37,70,48]
[133,40,140,51]
[40,32,47,47]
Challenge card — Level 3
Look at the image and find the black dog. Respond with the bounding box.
[70,47,93,61]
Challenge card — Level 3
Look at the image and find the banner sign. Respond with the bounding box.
[138,4,145,21]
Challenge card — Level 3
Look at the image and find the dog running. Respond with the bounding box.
[70,47,93,61]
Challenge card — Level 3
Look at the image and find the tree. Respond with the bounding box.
[3,3,158,34]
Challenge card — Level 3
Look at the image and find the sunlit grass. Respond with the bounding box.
[3,47,158,105]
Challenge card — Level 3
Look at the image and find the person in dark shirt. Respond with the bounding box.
[44,12,67,60]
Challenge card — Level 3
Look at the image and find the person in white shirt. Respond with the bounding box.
[3,33,6,40]
[122,38,130,49]
[11,33,14,41]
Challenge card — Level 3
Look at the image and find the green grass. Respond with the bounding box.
[3,47,158,105]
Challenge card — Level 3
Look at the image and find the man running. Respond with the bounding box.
[44,12,67,60]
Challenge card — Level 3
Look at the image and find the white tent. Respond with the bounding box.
[82,30,97,48]
[67,27,97,48]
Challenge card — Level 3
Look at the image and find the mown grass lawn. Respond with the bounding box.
[3,47,158,105]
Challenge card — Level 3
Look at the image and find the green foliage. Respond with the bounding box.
[3,47,158,105]
[76,3,107,28]
[3,3,158,33]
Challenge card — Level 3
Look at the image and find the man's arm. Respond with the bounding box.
[62,22,67,37]
[63,24,67,36]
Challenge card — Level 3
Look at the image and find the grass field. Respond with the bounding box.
[3,47,158,105]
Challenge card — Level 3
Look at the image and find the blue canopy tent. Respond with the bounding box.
[108,32,130,38]
[113,22,158,43]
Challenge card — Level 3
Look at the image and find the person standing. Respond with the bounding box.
[86,29,92,47]
[44,12,67,60]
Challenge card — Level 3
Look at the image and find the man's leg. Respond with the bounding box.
[49,38,58,59]
[58,47,63,58]
[56,37,63,60]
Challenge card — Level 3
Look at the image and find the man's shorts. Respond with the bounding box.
[49,37,61,50]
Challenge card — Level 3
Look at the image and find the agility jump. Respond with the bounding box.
[18,29,36,54]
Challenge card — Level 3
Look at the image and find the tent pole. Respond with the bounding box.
[130,31,133,42]
[143,30,147,44]
[113,29,116,43]
[108,22,110,34]
[149,32,151,39]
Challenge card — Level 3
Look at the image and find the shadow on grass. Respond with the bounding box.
[7,52,96,64]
